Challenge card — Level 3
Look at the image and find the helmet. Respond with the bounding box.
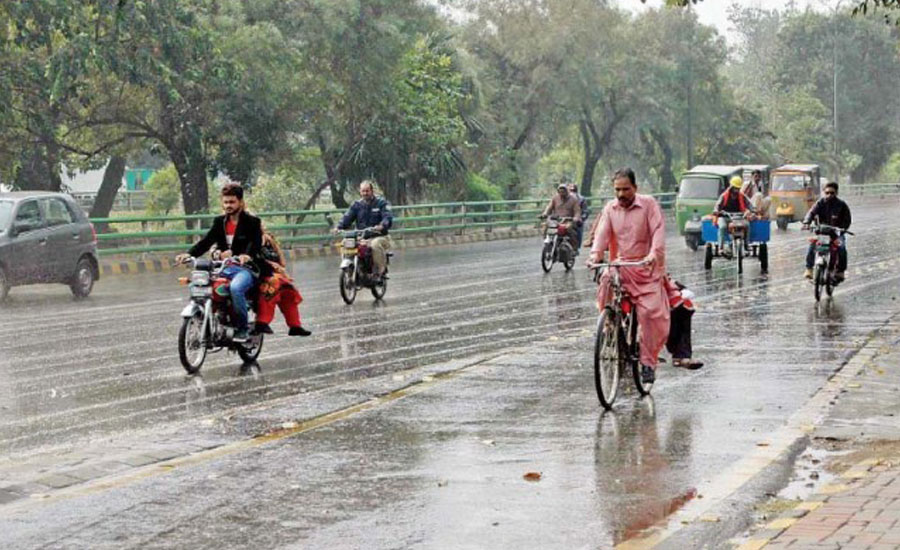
[730,176,743,189]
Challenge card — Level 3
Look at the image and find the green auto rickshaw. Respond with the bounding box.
[676,165,742,251]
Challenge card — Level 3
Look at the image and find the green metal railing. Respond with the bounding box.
[89,193,677,257]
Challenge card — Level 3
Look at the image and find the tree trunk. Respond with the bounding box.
[330,180,349,209]
[171,141,209,215]
[89,156,127,232]
[15,145,63,191]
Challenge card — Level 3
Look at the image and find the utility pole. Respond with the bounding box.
[832,0,844,184]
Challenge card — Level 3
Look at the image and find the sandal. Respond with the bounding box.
[673,358,704,370]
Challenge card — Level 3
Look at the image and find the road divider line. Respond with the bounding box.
[0,352,505,511]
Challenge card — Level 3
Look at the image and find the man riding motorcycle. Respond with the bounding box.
[590,168,669,385]
[336,180,394,280]
[714,176,755,253]
[802,181,851,281]
[175,183,265,342]
[541,183,582,250]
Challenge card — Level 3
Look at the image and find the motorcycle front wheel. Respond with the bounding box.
[340,267,357,304]
[813,265,823,302]
[178,313,208,375]
[735,238,744,274]
[541,242,555,273]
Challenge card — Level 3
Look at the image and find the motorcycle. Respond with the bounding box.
[177,257,264,374]
[337,227,390,304]
[807,222,853,302]
[540,216,577,272]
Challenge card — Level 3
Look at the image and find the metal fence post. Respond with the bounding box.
[486,203,493,233]
[458,203,467,236]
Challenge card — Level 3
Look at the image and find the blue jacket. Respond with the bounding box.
[338,196,394,233]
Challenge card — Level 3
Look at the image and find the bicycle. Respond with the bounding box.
[589,260,653,409]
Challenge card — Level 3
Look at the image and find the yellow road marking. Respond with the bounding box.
[8,355,498,509]
[765,517,797,530]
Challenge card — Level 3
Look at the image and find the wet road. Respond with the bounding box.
[1,200,900,549]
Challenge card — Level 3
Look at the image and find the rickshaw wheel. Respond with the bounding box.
[704,245,713,270]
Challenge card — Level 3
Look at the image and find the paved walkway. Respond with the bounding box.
[739,321,900,550]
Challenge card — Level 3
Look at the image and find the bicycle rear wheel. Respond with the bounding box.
[629,314,652,396]
[594,308,621,409]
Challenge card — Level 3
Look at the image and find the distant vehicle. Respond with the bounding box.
[0,192,99,301]
[675,165,742,251]
[540,216,577,272]
[771,164,822,230]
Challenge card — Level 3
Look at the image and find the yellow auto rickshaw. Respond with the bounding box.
[770,164,821,230]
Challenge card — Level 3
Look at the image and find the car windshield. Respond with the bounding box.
[0,201,12,231]
[772,173,810,191]
[678,177,721,199]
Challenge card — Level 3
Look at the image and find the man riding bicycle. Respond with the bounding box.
[589,168,669,385]
[802,181,851,281]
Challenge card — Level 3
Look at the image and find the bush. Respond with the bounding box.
[465,173,503,202]
[144,164,181,215]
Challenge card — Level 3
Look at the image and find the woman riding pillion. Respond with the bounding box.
[254,229,311,337]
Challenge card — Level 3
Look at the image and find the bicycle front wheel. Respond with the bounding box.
[594,308,621,409]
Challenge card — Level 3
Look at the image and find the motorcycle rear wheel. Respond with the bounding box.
[371,274,387,300]
[594,309,622,410]
[563,245,576,271]
[179,313,207,375]
[238,333,264,363]
[339,268,357,304]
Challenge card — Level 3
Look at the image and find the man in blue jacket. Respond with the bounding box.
[337,180,394,279]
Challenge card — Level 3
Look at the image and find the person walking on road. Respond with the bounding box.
[175,184,264,342]
[664,276,703,369]
[337,180,394,281]
[568,183,590,251]
[590,168,670,385]
[802,181,852,281]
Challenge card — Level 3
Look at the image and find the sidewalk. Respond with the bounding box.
[739,322,900,550]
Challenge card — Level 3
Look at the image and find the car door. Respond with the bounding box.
[40,197,80,281]
[8,199,50,283]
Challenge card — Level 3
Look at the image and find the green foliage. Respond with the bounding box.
[464,173,503,202]
[876,153,900,182]
[248,147,324,213]
[144,165,181,216]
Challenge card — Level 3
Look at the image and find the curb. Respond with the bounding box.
[99,228,544,277]
[735,457,891,550]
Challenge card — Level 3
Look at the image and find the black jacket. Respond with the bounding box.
[338,196,394,234]
[803,197,851,230]
[188,211,268,275]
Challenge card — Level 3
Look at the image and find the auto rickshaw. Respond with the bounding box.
[770,164,821,230]
[675,165,741,251]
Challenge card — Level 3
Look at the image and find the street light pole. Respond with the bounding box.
[832,0,844,184]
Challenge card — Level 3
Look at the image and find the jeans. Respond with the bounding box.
[574,222,584,249]
[221,265,256,332]
[806,241,848,272]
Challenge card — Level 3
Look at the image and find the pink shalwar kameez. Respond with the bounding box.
[590,194,670,369]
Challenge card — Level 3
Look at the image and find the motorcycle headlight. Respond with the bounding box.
[191,271,210,286]
[342,238,357,249]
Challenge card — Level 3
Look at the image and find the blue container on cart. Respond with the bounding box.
[702,218,771,244]
[701,218,719,244]
[748,220,771,242]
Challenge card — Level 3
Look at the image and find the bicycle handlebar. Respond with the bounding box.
[587,260,649,270]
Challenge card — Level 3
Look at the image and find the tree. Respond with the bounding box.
[144,164,181,216]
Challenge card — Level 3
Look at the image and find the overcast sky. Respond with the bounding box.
[617,0,832,41]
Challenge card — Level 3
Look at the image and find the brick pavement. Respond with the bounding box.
[747,460,900,549]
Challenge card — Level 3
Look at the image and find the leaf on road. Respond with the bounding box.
[523,472,542,482]
[757,442,770,447]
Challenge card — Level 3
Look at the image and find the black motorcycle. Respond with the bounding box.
[808,222,853,302]
[337,227,391,304]
[540,216,577,272]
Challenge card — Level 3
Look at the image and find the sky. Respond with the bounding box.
[617,0,833,41]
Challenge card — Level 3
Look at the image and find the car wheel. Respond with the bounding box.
[0,266,9,302]
[70,258,95,298]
